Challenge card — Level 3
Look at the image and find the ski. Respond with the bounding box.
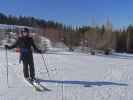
[33,81,51,91]
[8,63,50,92]
[24,78,44,92]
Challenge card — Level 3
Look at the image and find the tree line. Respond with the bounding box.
[0,12,133,54]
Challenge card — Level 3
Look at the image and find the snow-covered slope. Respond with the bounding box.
[0,49,132,100]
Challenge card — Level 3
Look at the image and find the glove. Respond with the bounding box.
[41,50,46,54]
[38,50,46,54]
[37,49,42,54]
[5,45,9,49]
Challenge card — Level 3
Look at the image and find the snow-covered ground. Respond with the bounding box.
[0,49,132,100]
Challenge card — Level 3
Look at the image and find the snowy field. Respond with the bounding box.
[0,49,132,100]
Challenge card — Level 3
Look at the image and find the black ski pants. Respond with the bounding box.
[22,53,35,80]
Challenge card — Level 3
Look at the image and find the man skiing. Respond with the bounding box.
[5,28,43,82]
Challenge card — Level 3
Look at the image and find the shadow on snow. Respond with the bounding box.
[37,79,128,87]
[96,53,133,60]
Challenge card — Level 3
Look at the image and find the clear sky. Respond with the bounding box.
[0,0,133,28]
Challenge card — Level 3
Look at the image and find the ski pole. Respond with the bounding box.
[40,54,51,80]
[5,48,9,87]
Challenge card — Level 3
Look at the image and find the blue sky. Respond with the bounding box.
[0,0,133,28]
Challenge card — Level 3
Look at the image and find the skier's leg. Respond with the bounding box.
[23,60,29,79]
[29,62,35,81]
[29,55,35,81]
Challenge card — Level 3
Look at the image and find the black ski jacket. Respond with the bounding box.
[7,36,41,62]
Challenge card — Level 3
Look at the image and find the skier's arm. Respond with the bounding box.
[6,40,19,49]
[31,38,42,53]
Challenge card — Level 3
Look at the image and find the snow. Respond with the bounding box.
[0,48,132,100]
